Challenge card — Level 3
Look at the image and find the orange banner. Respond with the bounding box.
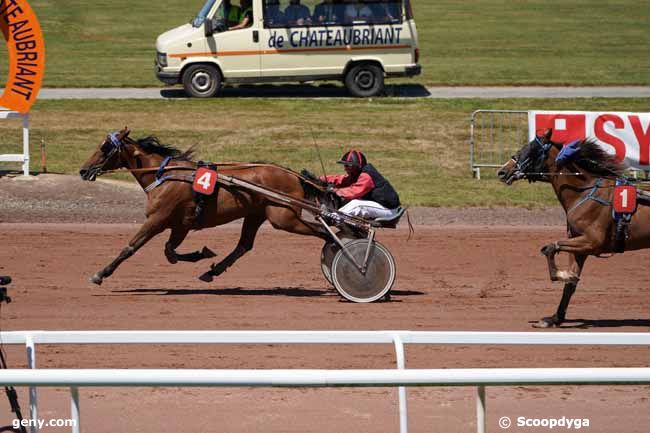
[0,0,45,114]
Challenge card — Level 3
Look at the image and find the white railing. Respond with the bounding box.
[0,110,30,176]
[1,330,650,433]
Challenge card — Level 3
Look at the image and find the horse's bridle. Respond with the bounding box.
[510,137,554,182]
[85,132,124,180]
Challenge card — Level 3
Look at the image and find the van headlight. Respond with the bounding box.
[156,51,168,67]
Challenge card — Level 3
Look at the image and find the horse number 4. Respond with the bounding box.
[613,185,636,213]
[197,173,212,190]
[193,168,218,195]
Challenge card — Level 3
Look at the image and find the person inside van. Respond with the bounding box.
[313,0,343,24]
[320,150,401,220]
[229,0,254,30]
[265,0,285,26]
[366,0,395,23]
[284,0,312,26]
[384,0,401,21]
[223,0,242,28]
[343,0,373,23]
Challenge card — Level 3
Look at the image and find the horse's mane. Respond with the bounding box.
[565,139,626,177]
[129,136,195,161]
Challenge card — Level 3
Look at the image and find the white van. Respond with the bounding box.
[155,0,420,97]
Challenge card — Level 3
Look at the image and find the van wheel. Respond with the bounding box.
[182,64,221,98]
[344,63,384,97]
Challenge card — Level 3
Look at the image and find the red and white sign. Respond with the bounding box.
[529,111,650,169]
[613,185,637,213]
[193,167,218,195]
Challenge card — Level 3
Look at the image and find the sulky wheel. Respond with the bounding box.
[320,233,357,286]
[331,239,396,303]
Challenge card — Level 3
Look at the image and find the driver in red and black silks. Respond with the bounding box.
[320,150,401,219]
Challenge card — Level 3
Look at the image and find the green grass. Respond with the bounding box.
[1,0,649,87]
[2,97,649,207]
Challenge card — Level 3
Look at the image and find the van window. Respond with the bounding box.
[263,0,288,27]
[263,0,402,28]
[193,0,218,27]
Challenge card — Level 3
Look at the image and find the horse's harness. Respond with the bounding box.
[518,137,639,252]
[511,137,554,181]
[85,132,126,179]
[97,133,326,193]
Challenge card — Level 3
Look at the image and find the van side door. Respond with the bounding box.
[207,0,262,80]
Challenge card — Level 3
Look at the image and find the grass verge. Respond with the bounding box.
[1,97,649,207]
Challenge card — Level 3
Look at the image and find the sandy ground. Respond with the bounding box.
[0,174,649,433]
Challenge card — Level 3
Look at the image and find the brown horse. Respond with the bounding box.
[79,128,330,285]
[497,128,650,327]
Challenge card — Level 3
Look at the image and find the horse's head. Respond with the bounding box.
[79,127,131,181]
[498,128,559,185]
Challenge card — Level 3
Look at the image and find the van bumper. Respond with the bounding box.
[387,64,421,78]
[155,67,180,85]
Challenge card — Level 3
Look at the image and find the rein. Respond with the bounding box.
[98,162,327,191]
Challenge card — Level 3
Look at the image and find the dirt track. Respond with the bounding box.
[0,175,649,432]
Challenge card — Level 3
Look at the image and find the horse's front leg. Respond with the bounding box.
[540,242,562,282]
[164,226,216,264]
[91,218,167,285]
[540,234,599,282]
[534,254,588,328]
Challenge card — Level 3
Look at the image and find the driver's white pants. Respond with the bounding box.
[339,199,395,219]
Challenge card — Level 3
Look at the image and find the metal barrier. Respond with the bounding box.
[469,109,528,179]
[2,330,650,433]
[0,110,30,176]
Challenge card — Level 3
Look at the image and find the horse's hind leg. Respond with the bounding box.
[534,254,588,328]
[199,214,266,282]
[91,218,166,285]
[164,226,216,264]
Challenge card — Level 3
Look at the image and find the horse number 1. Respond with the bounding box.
[613,185,636,213]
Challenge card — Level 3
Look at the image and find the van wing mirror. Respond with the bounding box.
[204,18,215,37]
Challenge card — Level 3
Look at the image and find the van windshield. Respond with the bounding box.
[192,0,217,27]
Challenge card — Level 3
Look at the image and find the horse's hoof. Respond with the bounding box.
[165,251,178,264]
[201,247,217,258]
[532,316,560,328]
[90,274,103,286]
[209,264,228,278]
[198,272,214,283]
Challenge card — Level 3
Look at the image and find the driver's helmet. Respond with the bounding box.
[337,150,367,168]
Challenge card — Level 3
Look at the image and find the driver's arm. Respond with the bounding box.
[335,173,375,200]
